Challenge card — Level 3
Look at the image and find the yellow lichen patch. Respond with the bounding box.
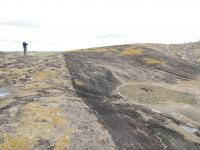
[74,79,85,86]
[120,48,144,56]
[12,102,67,142]
[21,103,64,127]
[33,68,58,81]
[54,136,69,150]
[143,58,165,65]
[52,115,64,127]
[0,102,73,149]
[0,134,33,150]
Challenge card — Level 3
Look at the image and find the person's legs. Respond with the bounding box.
[24,47,27,56]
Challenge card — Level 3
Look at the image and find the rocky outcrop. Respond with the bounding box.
[64,45,200,150]
[0,43,200,150]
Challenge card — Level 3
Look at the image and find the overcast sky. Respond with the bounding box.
[0,0,200,51]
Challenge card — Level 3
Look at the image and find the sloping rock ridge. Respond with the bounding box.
[0,43,200,150]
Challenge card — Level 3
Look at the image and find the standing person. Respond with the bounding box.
[22,42,28,56]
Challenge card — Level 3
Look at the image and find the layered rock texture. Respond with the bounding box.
[0,42,200,149]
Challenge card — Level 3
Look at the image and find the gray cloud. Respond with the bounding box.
[0,19,41,28]
[95,34,127,39]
